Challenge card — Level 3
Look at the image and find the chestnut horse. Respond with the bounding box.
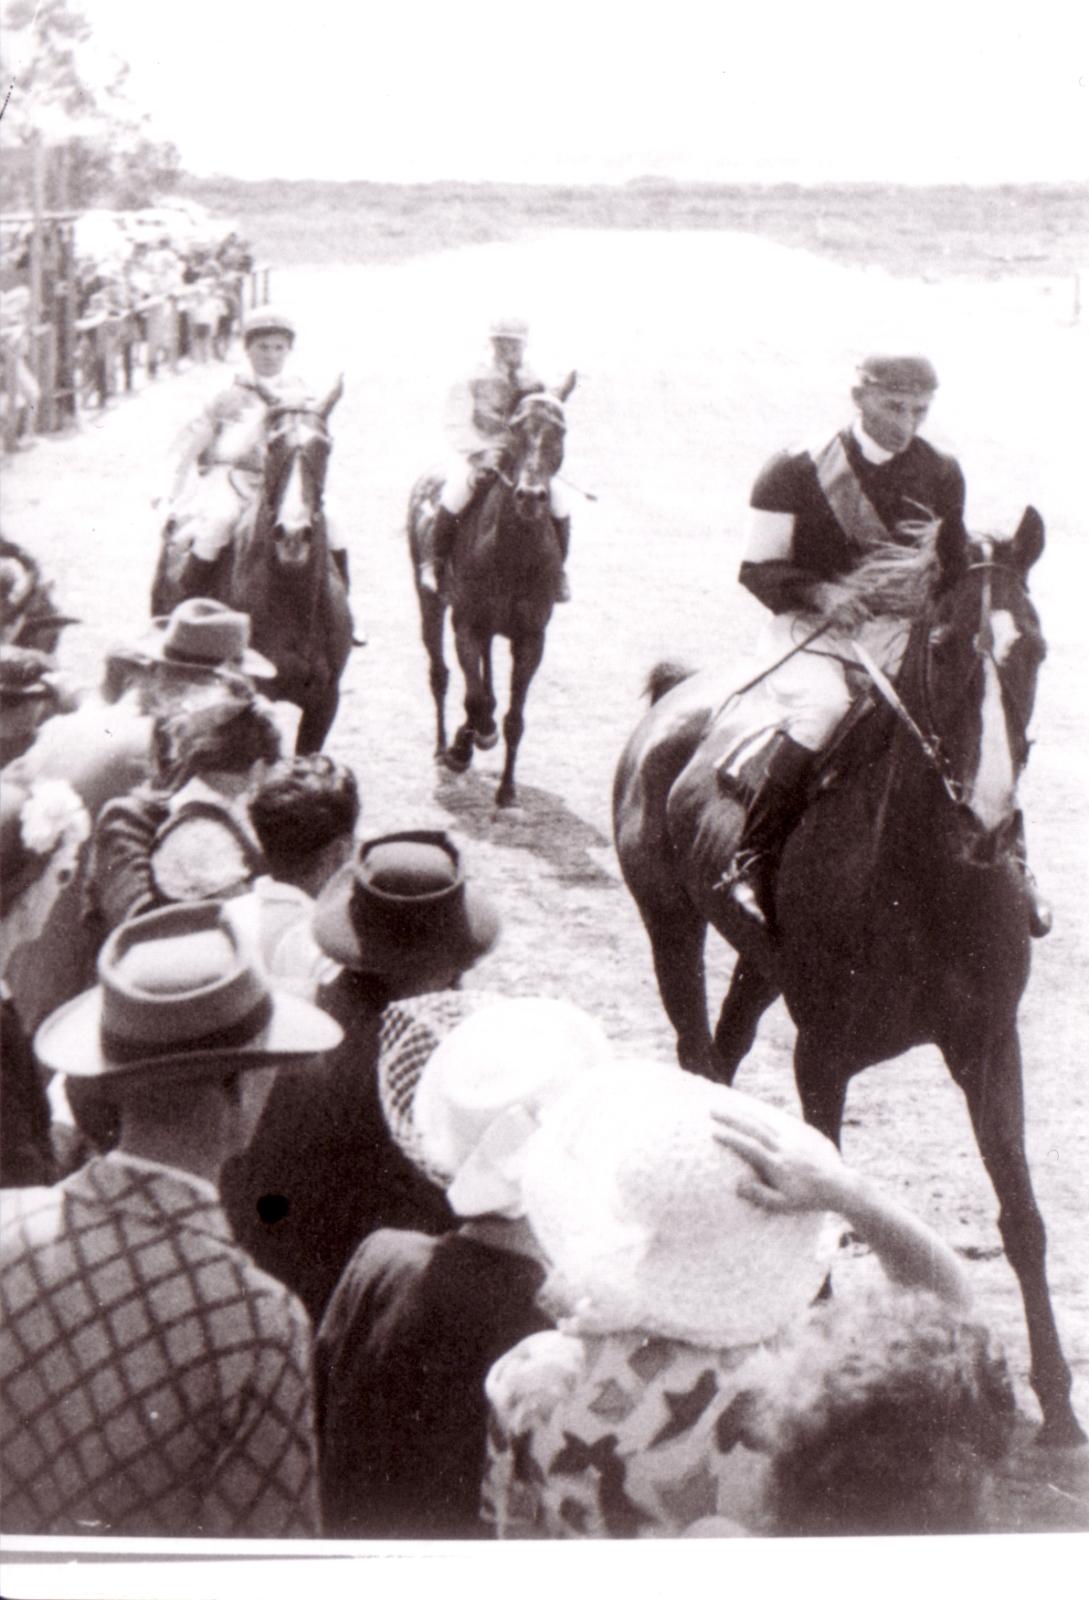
[407,380,574,807]
[151,380,350,752]
[614,509,1082,1444]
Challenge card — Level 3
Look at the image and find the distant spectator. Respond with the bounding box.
[0,901,342,1536]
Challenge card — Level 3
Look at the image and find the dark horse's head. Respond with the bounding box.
[254,376,344,570]
[902,507,1046,862]
[507,390,569,529]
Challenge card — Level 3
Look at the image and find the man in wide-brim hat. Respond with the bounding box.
[220,828,503,1323]
[0,901,343,1539]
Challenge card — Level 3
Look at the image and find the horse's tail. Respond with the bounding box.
[644,659,694,704]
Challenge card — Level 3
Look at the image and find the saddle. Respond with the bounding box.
[711,678,877,813]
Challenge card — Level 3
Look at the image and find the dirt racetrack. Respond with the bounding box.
[5,227,1088,1531]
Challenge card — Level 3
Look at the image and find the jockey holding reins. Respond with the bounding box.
[162,307,352,598]
[420,316,572,603]
[724,353,1050,935]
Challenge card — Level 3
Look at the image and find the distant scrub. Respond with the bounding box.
[178,177,1089,281]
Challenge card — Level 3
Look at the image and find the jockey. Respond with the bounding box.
[420,316,572,602]
[724,353,1050,935]
[162,307,352,598]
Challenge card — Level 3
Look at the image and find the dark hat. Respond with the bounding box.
[34,900,343,1083]
[856,355,939,395]
[134,599,276,680]
[312,830,501,977]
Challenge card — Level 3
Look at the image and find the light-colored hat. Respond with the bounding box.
[489,316,529,341]
[34,900,342,1082]
[380,996,612,1217]
[312,830,500,977]
[243,306,296,343]
[856,354,939,394]
[135,599,276,680]
[520,1060,834,1347]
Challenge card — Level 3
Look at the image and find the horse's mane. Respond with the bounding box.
[834,517,941,619]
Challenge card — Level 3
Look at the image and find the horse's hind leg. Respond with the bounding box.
[418,590,449,756]
[631,891,718,1077]
[713,957,781,1082]
[474,640,499,751]
[948,1026,1084,1445]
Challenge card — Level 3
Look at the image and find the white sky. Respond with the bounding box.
[13,0,1089,182]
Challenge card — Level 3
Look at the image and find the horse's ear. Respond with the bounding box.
[554,369,577,403]
[935,514,969,586]
[1011,505,1044,576]
[319,374,345,420]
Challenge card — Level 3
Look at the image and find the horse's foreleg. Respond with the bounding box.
[447,622,486,774]
[418,591,449,756]
[474,640,498,750]
[495,632,545,809]
[948,1028,1084,1445]
[713,958,781,1082]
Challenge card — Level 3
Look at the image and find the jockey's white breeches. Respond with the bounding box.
[170,465,346,558]
[440,456,570,518]
[757,611,911,752]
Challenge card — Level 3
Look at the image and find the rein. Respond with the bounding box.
[851,543,1022,808]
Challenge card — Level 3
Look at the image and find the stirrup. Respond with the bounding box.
[715,850,768,926]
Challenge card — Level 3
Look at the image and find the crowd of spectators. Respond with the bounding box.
[1,203,259,447]
[0,562,1030,1542]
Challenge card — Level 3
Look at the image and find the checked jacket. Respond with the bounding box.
[0,1153,320,1537]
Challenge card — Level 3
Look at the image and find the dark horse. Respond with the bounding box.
[407,379,574,807]
[614,509,1083,1445]
[151,380,351,753]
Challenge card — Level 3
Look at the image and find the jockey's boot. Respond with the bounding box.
[718,732,815,928]
[420,506,460,597]
[552,515,572,603]
[331,548,367,647]
[1009,810,1052,938]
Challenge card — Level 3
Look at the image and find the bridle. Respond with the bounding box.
[854,541,1029,812]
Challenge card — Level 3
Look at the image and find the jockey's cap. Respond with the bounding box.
[856,354,939,394]
[243,306,296,344]
[489,316,529,341]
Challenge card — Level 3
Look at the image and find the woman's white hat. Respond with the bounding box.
[380,995,612,1218]
[520,1060,834,1348]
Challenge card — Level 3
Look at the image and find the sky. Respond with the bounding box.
[9,0,1089,183]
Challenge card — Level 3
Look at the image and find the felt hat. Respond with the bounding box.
[135,599,276,679]
[380,995,612,1215]
[520,1060,834,1347]
[243,306,296,344]
[312,830,500,977]
[34,900,342,1082]
[856,354,939,394]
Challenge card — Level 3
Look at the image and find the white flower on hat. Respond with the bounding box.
[19,779,90,857]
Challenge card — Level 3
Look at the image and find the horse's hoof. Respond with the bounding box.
[495,788,518,810]
[1035,1415,1088,1450]
[473,728,499,751]
[443,748,472,775]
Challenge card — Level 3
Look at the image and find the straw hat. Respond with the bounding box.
[312,830,499,977]
[520,1060,834,1347]
[379,996,612,1216]
[34,900,342,1083]
[135,599,276,680]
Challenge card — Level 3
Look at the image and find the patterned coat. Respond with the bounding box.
[0,1154,320,1537]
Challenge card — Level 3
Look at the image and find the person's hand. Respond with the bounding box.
[808,580,872,631]
[710,1100,855,1215]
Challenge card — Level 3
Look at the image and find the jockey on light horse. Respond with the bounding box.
[160,307,353,602]
[719,352,1051,937]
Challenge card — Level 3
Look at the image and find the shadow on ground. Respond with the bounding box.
[434,765,618,887]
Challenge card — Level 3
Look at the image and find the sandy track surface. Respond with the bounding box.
[5,229,1087,1529]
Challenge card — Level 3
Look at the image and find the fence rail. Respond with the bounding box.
[3,267,271,452]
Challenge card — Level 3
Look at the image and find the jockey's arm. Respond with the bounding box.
[165,415,217,504]
[738,508,826,615]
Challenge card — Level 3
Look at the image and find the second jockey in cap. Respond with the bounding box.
[420,317,572,603]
